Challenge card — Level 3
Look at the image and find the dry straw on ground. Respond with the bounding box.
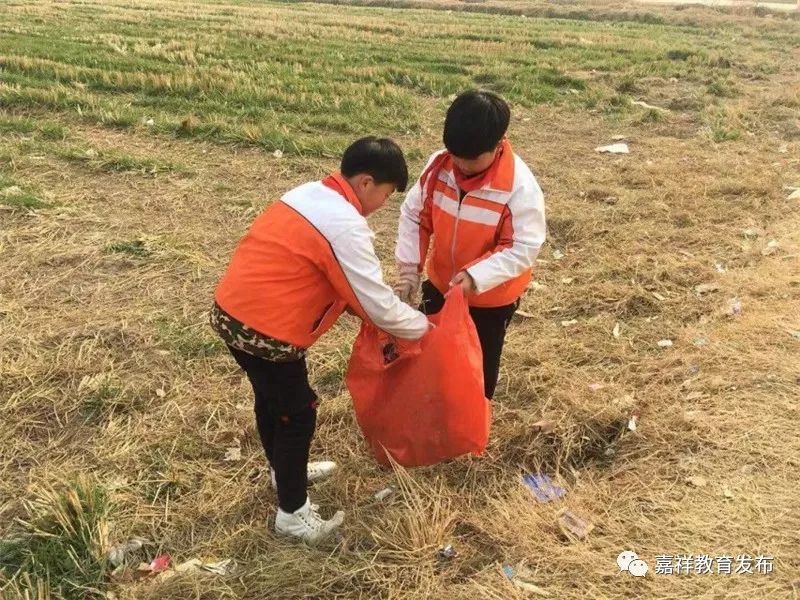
[1,0,799,598]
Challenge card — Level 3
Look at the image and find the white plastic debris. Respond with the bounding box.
[588,383,605,392]
[223,447,241,461]
[272,149,284,159]
[727,298,743,317]
[107,538,147,567]
[561,319,578,327]
[657,339,673,348]
[761,240,779,256]
[627,414,638,432]
[686,475,708,488]
[612,322,621,338]
[374,487,396,502]
[632,100,669,112]
[778,143,788,154]
[515,309,535,318]
[155,388,166,398]
[595,143,629,154]
[692,337,708,347]
[743,227,759,238]
[552,249,565,260]
[561,277,574,284]
[714,262,727,273]
[528,281,546,290]
[651,292,666,301]
[788,189,800,200]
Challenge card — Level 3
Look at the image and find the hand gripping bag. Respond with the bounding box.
[345,287,490,467]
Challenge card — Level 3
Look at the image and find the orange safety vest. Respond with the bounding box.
[396,139,546,308]
[215,174,428,349]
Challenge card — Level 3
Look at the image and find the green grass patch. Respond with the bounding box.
[154,317,224,359]
[0,477,112,599]
[106,239,152,257]
[55,145,185,176]
[0,174,46,209]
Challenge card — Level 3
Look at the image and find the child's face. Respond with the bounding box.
[451,147,499,177]
[356,178,396,216]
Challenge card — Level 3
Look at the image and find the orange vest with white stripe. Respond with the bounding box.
[215,174,428,349]
[396,140,547,308]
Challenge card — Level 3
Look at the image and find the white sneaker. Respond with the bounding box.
[274,497,344,545]
[270,461,337,488]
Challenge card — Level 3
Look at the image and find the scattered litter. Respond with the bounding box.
[503,565,552,596]
[632,100,669,112]
[438,544,457,559]
[726,298,743,317]
[138,554,171,575]
[723,487,734,499]
[272,149,284,159]
[374,487,396,502]
[0,186,23,198]
[714,262,727,273]
[657,339,673,348]
[528,281,546,290]
[202,559,236,576]
[552,249,565,260]
[223,447,241,461]
[515,309,535,318]
[556,508,594,540]
[686,476,708,488]
[778,143,788,154]
[692,337,708,347]
[588,383,605,392]
[158,558,237,580]
[155,388,166,398]
[532,419,556,433]
[107,538,147,567]
[561,319,578,327]
[761,240,779,256]
[627,414,638,432]
[694,283,719,295]
[788,189,800,200]
[521,473,566,503]
[595,143,629,154]
[502,564,515,579]
[651,291,666,301]
[561,277,574,284]
[144,118,155,127]
[787,330,800,340]
[743,228,759,239]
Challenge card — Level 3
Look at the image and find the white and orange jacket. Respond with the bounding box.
[215,173,429,349]
[395,140,546,308]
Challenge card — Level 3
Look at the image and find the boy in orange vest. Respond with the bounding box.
[395,90,546,399]
[212,138,429,544]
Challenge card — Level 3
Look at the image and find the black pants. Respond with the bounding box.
[420,280,518,399]
[228,346,317,513]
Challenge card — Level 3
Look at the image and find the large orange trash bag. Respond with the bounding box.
[345,287,491,467]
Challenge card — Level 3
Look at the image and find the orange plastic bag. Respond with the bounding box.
[346,287,491,467]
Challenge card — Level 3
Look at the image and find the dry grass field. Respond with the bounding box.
[1,0,799,598]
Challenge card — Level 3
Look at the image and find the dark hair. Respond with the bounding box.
[443,90,510,159]
[340,137,409,192]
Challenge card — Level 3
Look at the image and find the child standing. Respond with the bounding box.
[395,90,546,399]
[212,137,429,544]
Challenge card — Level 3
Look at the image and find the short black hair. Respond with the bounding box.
[340,137,409,192]
[443,90,511,159]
